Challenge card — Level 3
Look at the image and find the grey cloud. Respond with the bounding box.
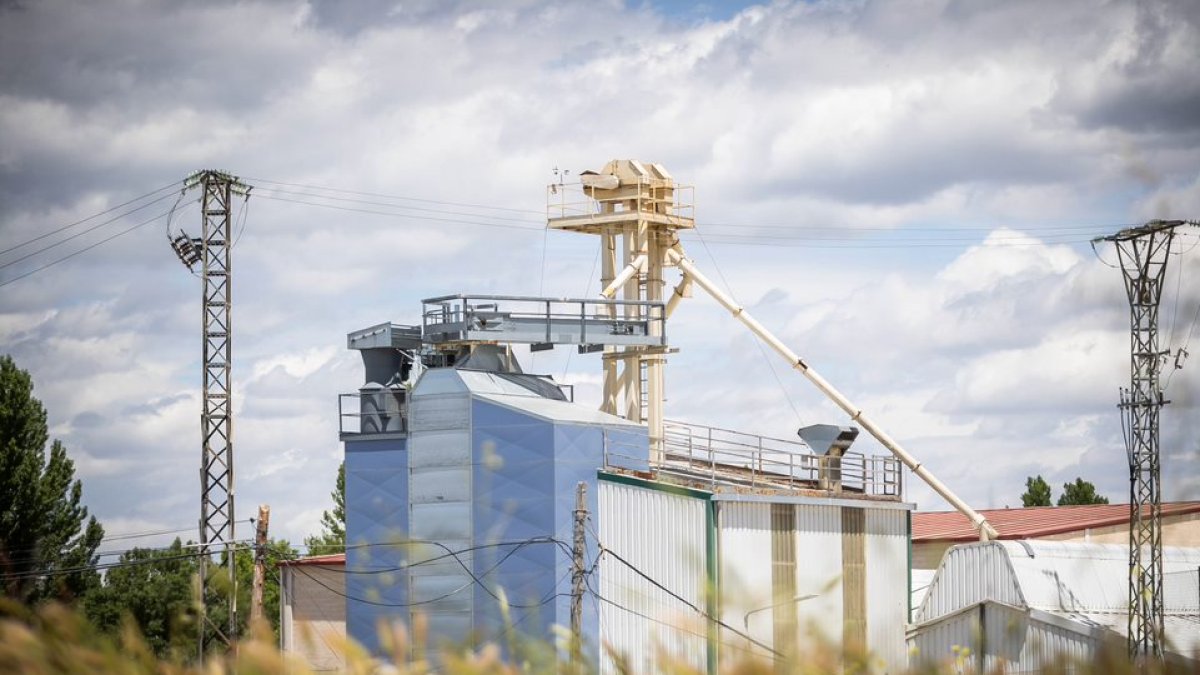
[71,410,105,429]
[121,393,192,418]
[1049,0,1200,135]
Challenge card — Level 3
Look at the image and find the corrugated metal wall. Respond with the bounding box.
[915,542,1023,623]
[909,603,1099,674]
[408,379,475,641]
[717,499,910,672]
[718,500,776,663]
[794,503,846,651]
[598,478,708,674]
[864,509,910,670]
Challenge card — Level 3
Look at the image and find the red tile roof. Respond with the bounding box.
[278,552,346,566]
[912,502,1200,542]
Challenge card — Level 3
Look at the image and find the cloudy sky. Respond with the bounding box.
[2,0,1199,551]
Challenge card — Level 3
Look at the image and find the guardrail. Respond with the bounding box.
[421,294,666,347]
[608,420,902,498]
[546,180,695,226]
[338,390,407,436]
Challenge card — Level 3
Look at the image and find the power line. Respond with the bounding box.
[598,547,782,658]
[243,176,545,216]
[288,537,566,575]
[254,186,544,227]
[253,192,545,232]
[275,538,571,610]
[0,540,253,582]
[0,190,182,270]
[0,200,198,289]
[0,182,180,256]
[583,575,768,662]
[690,227,805,427]
[0,520,253,567]
[682,232,1120,249]
[702,219,1131,234]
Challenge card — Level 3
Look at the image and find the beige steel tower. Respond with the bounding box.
[549,159,1000,542]
[548,160,694,462]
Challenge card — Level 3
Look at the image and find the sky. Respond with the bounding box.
[1,0,1199,552]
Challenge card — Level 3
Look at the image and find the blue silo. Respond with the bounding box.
[341,328,647,661]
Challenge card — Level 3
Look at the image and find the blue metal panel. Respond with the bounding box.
[551,423,607,662]
[345,437,408,656]
[471,399,558,643]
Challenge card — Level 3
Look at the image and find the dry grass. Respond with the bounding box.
[0,600,1197,674]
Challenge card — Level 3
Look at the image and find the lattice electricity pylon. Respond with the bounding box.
[1095,219,1190,661]
[175,169,251,655]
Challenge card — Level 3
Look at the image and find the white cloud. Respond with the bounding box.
[2,0,1198,547]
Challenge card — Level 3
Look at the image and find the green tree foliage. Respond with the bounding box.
[304,461,345,554]
[0,355,105,604]
[1021,475,1053,507]
[207,538,297,640]
[83,537,298,658]
[1057,478,1110,506]
[82,538,199,658]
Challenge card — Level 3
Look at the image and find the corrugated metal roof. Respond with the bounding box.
[474,391,643,427]
[917,540,1200,621]
[912,502,1200,542]
[912,541,1200,663]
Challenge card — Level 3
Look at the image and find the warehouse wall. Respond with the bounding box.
[281,564,347,672]
[597,476,709,674]
[717,498,910,673]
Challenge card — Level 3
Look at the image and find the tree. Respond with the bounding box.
[1057,478,1110,506]
[0,355,104,604]
[304,461,345,554]
[82,538,200,658]
[1021,475,1052,507]
[83,537,298,658]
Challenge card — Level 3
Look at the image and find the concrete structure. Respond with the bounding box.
[912,502,1200,571]
[908,541,1200,672]
[279,554,347,672]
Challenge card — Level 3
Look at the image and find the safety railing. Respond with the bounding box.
[638,420,902,498]
[546,180,695,227]
[338,390,408,436]
[421,294,666,348]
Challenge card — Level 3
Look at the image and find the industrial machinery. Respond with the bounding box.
[547,160,998,540]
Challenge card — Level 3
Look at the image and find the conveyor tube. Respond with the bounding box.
[665,248,998,540]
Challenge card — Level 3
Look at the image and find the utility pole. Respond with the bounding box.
[570,481,588,667]
[251,504,270,625]
[171,170,251,658]
[1093,219,1196,661]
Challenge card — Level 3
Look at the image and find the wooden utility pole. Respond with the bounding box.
[570,482,588,665]
[250,504,270,624]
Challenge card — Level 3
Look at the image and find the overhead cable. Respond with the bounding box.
[0,201,199,289]
[0,182,179,256]
[244,176,545,215]
[0,190,182,270]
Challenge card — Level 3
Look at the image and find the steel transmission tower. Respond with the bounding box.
[1094,219,1193,660]
[170,170,251,655]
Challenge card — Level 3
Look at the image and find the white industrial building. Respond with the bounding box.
[909,540,1200,672]
[293,160,1039,673]
[597,422,911,672]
